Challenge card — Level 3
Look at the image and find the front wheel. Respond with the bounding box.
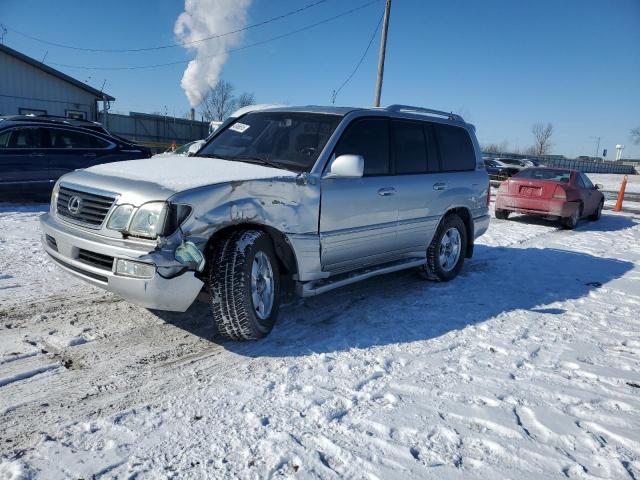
[208,230,281,340]
[421,215,467,282]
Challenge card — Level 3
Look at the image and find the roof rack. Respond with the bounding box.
[385,104,464,122]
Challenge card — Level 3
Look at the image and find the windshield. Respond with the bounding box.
[198,112,341,172]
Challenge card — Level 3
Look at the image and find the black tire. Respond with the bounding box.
[421,214,467,282]
[208,230,281,340]
[495,208,510,220]
[562,203,582,230]
[589,199,604,221]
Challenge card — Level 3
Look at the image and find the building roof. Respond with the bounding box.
[0,43,115,101]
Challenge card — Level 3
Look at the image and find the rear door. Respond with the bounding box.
[44,127,114,182]
[320,117,400,272]
[391,119,442,252]
[0,127,49,192]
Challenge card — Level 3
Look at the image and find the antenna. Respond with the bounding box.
[0,24,7,44]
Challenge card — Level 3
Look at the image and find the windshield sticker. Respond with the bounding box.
[229,123,250,133]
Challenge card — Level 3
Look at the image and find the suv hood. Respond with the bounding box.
[85,154,297,193]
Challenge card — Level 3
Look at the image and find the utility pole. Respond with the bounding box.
[373,0,392,107]
[594,136,601,161]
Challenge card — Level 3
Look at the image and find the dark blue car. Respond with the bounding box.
[0,115,151,198]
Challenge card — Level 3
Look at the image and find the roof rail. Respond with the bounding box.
[35,114,101,125]
[385,104,464,122]
[3,115,102,126]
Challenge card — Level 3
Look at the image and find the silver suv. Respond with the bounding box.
[40,105,490,340]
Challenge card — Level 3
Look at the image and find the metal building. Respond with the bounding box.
[0,43,113,121]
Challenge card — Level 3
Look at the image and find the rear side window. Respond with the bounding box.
[392,121,428,174]
[47,129,102,149]
[334,118,389,175]
[433,124,475,171]
[580,173,594,189]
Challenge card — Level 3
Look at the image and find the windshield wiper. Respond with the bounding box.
[233,155,284,170]
[199,153,290,171]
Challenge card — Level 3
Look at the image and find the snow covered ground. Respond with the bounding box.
[1,203,639,479]
[588,173,640,195]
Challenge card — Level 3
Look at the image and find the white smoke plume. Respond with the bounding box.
[175,0,252,107]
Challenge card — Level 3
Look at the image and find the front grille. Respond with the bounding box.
[77,248,114,271]
[56,185,117,228]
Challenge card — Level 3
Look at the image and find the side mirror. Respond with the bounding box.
[324,154,364,179]
[595,184,603,190]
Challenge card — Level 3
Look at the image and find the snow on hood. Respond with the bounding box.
[87,154,297,192]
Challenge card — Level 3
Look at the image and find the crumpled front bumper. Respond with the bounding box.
[39,213,203,312]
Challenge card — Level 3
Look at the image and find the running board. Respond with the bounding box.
[297,258,426,297]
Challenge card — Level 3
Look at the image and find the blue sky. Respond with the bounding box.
[1,0,639,158]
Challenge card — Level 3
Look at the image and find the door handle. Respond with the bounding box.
[29,152,45,157]
[377,187,396,196]
[433,182,447,191]
[83,152,97,157]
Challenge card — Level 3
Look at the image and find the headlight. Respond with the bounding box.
[107,204,135,231]
[128,202,168,239]
[51,183,60,211]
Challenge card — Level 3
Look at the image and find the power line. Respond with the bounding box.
[331,10,383,104]
[6,0,332,53]
[47,0,381,71]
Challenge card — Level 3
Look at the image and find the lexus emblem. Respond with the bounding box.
[68,196,82,215]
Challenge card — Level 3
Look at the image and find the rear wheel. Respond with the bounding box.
[495,208,510,220]
[421,214,467,282]
[208,230,281,340]
[589,199,604,221]
[563,204,582,230]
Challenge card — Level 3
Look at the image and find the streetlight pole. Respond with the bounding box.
[374,0,392,107]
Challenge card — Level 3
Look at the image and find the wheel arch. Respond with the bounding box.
[202,223,299,278]
[441,206,474,259]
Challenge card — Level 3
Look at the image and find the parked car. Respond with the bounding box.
[520,158,542,167]
[494,167,604,229]
[0,115,152,196]
[40,104,490,340]
[483,158,520,181]
[495,158,529,170]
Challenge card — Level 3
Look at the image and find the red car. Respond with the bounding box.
[494,168,604,229]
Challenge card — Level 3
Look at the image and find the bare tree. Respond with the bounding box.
[236,92,256,109]
[631,126,640,145]
[531,123,553,156]
[482,141,509,155]
[200,80,236,121]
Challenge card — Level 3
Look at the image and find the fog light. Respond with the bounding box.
[175,241,205,272]
[115,259,155,279]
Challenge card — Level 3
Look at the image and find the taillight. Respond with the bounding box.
[553,185,566,200]
[487,181,491,206]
